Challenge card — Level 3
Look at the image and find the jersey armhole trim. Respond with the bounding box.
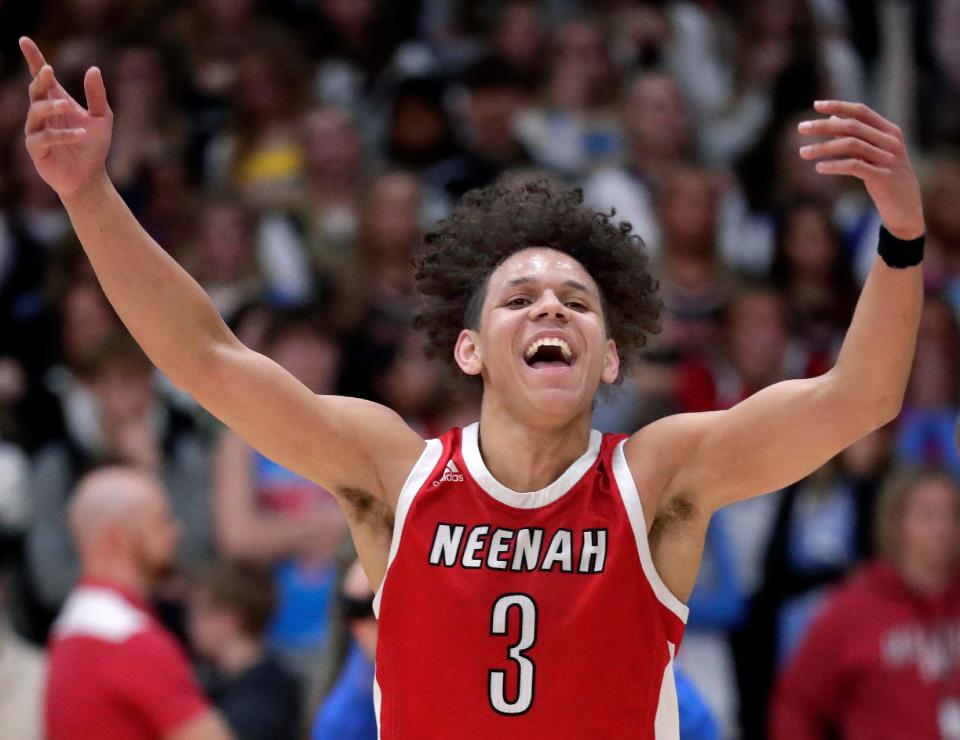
[611,439,690,623]
[373,438,444,617]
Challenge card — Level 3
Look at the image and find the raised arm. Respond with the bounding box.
[18,37,424,505]
[631,100,924,512]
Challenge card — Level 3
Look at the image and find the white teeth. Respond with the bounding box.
[524,337,573,362]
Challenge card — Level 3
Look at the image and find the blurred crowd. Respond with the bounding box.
[1,0,960,738]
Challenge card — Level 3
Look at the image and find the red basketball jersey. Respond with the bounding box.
[374,423,689,739]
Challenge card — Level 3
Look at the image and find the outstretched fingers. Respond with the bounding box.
[25,127,88,158]
[799,136,895,168]
[24,98,71,134]
[83,67,111,117]
[798,100,908,182]
[812,100,901,137]
[18,36,47,78]
[28,65,59,102]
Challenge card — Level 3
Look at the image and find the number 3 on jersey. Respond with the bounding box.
[488,593,537,715]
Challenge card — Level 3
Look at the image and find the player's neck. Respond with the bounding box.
[476,405,593,493]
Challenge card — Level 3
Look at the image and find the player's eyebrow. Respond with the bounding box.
[506,276,595,294]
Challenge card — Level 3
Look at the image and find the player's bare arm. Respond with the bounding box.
[628,100,924,599]
[18,38,424,571]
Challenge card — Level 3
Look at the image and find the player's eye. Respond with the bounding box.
[507,297,531,308]
[565,301,587,311]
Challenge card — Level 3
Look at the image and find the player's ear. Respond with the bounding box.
[600,338,619,385]
[454,329,483,376]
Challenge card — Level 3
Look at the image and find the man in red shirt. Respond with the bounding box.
[45,466,233,740]
[771,469,960,740]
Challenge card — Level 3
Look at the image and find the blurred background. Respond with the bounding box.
[1,1,959,738]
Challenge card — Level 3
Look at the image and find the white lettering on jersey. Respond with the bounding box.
[580,529,607,573]
[427,524,607,574]
[429,524,466,566]
[462,525,491,568]
[487,529,514,569]
[512,528,544,571]
[540,529,574,572]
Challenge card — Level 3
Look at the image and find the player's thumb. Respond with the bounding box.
[84,66,111,117]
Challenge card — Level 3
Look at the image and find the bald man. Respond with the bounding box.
[45,466,233,740]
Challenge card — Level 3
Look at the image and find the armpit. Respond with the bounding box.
[337,486,395,532]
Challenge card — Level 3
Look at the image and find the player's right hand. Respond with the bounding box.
[19,36,113,198]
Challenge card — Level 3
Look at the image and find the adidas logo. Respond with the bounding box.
[433,460,464,486]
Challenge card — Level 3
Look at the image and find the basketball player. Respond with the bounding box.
[19,36,924,738]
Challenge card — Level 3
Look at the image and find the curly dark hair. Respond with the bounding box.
[413,179,661,385]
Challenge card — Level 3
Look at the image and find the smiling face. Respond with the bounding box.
[454,248,619,424]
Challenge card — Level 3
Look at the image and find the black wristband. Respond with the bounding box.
[878,225,924,268]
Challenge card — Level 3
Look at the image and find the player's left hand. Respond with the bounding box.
[798,100,924,240]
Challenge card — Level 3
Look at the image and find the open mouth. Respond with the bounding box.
[524,337,573,369]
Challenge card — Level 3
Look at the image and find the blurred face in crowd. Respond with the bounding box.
[466,83,526,157]
[269,329,341,395]
[91,359,154,426]
[362,173,421,259]
[113,45,168,115]
[132,483,182,582]
[926,160,960,245]
[236,51,294,123]
[549,19,612,110]
[459,248,618,423]
[906,299,959,409]
[73,469,182,585]
[60,284,118,367]
[198,204,253,282]
[727,290,787,387]
[321,0,376,40]
[624,73,690,161]
[389,91,451,163]
[898,476,960,578]
[304,107,361,182]
[198,0,255,29]
[660,169,717,253]
[492,1,545,72]
[187,588,237,661]
[777,117,837,202]
[781,205,838,280]
[377,331,442,417]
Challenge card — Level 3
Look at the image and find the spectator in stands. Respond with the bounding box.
[204,34,309,210]
[0,574,45,739]
[187,200,262,325]
[771,201,857,362]
[45,465,232,740]
[487,0,547,93]
[188,560,300,740]
[736,425,894,738]
[213,309,345,678]
[106,41,187,198]
[515,16,623,178]
[771,468,960,740]
[922,159,960,317]
[423,56,533,202]
[385,77,459,173]
[584,70,693,255]
[677,284,791,414]
[654,167,730,342]
[298,106,365,275]
[894,296,960,476]
[311,558,378,740]
[28,331,211,620]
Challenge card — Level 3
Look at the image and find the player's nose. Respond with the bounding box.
[533,290,568,321]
